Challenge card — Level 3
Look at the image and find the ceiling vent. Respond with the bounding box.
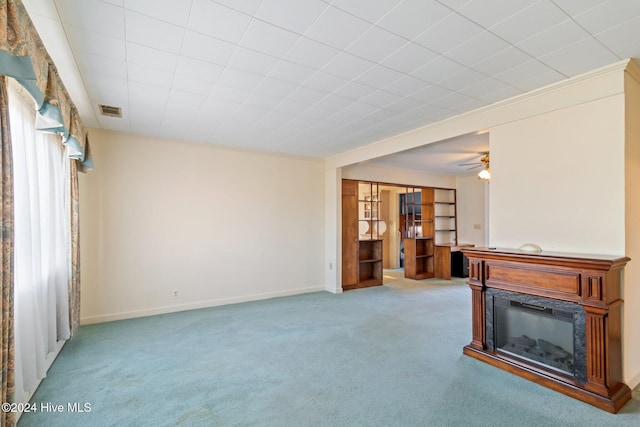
[98,104,122,118]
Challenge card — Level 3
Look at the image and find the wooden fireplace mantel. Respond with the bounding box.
[461,247,631,413]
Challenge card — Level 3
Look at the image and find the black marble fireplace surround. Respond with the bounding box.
[485,288,587,383]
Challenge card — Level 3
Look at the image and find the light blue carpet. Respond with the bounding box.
[18,279,640,426]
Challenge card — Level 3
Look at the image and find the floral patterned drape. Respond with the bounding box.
[69,157,80,337]
[0,76,16,427]
[0,0,92,168]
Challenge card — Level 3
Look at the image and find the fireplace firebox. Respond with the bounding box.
[486,289,586,382]
[461,248,631,413]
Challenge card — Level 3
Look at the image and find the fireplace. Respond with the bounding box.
[486,289,586,382]
[461,248,631,413]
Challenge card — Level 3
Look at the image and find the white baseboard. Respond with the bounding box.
[80,286,325,325]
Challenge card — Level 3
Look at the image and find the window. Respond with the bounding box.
[9,80,70,401]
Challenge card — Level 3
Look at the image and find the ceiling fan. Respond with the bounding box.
[459,152,490,170]
[459,152,490,180]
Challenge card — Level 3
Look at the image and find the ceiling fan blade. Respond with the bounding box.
[458,162,482,166]
[466,164,484,170]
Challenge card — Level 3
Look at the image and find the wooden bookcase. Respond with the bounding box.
[434,188,457,245]
[403,238,434,279]
[341,180,384,291]
[403,187,435,279]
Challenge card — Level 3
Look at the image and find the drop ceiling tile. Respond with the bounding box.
[339,101,380,118]
[240,20,301,58]
[574,1,640,34]
[381,42,439,74]
[457,0,536,28]
[471,46,533,76]
[596,17,640,58]
[254,77,298,99]
[172,73,216,96]
[167,89,206,114]
[285,37,341,69]
[75,51,127,79]
[128,81,171,106]
[359,89,404,108]
[128,62,175,87]
[254,110,297,128]
[86,76,128,106]
[408,84,454,102]
[124,0,192,27]
[329,0,402,24]
[437,68,485,90]
[216,69,264,91]
[512,69,565,92]
[56,0,124,38]
[268,61,317,84]
[383,75,429,97]
[538,38,620,76]
[256,0,327,34]
[356,66,405,89]
[384,96,423,113]
[324,110,360,125]
[243,93,283,110]
[458,77,516,99]
[551,0,609,16]
[314,94,355,111]
[302,72,349,93]
[437,0,472,10]
[175,57,224,82]
[126,43,179,72]
[125,10,184,53]
[410,56,466,84]
[332,81,377,100]
[65,25,126,60]
[208,0,262,16]
[414,12,484,54]
[475,84,523,103]
[516,19,590,58]
[227,47,280,75]
[181,31,236,65]
[494,59,562,87]
[345,26,408,63]
[489,0,568,45]
[445,30,511,65]
[209,84,252,104]
[273,99,313,114]
[305,6,371,50]
[298,105,337,120]
[286,86,328,105]
[376,0,451,40]
[321,52,375,80]
[188,0,252,44]
[431,91,475,110]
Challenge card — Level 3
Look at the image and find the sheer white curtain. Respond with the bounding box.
[8,81,70,397]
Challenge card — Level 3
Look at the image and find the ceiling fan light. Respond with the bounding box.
[478,168,491,180]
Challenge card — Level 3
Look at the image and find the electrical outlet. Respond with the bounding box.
[329,262,333,270]
[474,224,481,230]
[173,291,178,298]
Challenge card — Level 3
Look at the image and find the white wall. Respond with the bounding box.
[624,67,640,388]
[455,175,487,247]
[80,129,325,323]
[489,95,625,254]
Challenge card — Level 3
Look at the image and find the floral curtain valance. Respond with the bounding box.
[0,0,92,172]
